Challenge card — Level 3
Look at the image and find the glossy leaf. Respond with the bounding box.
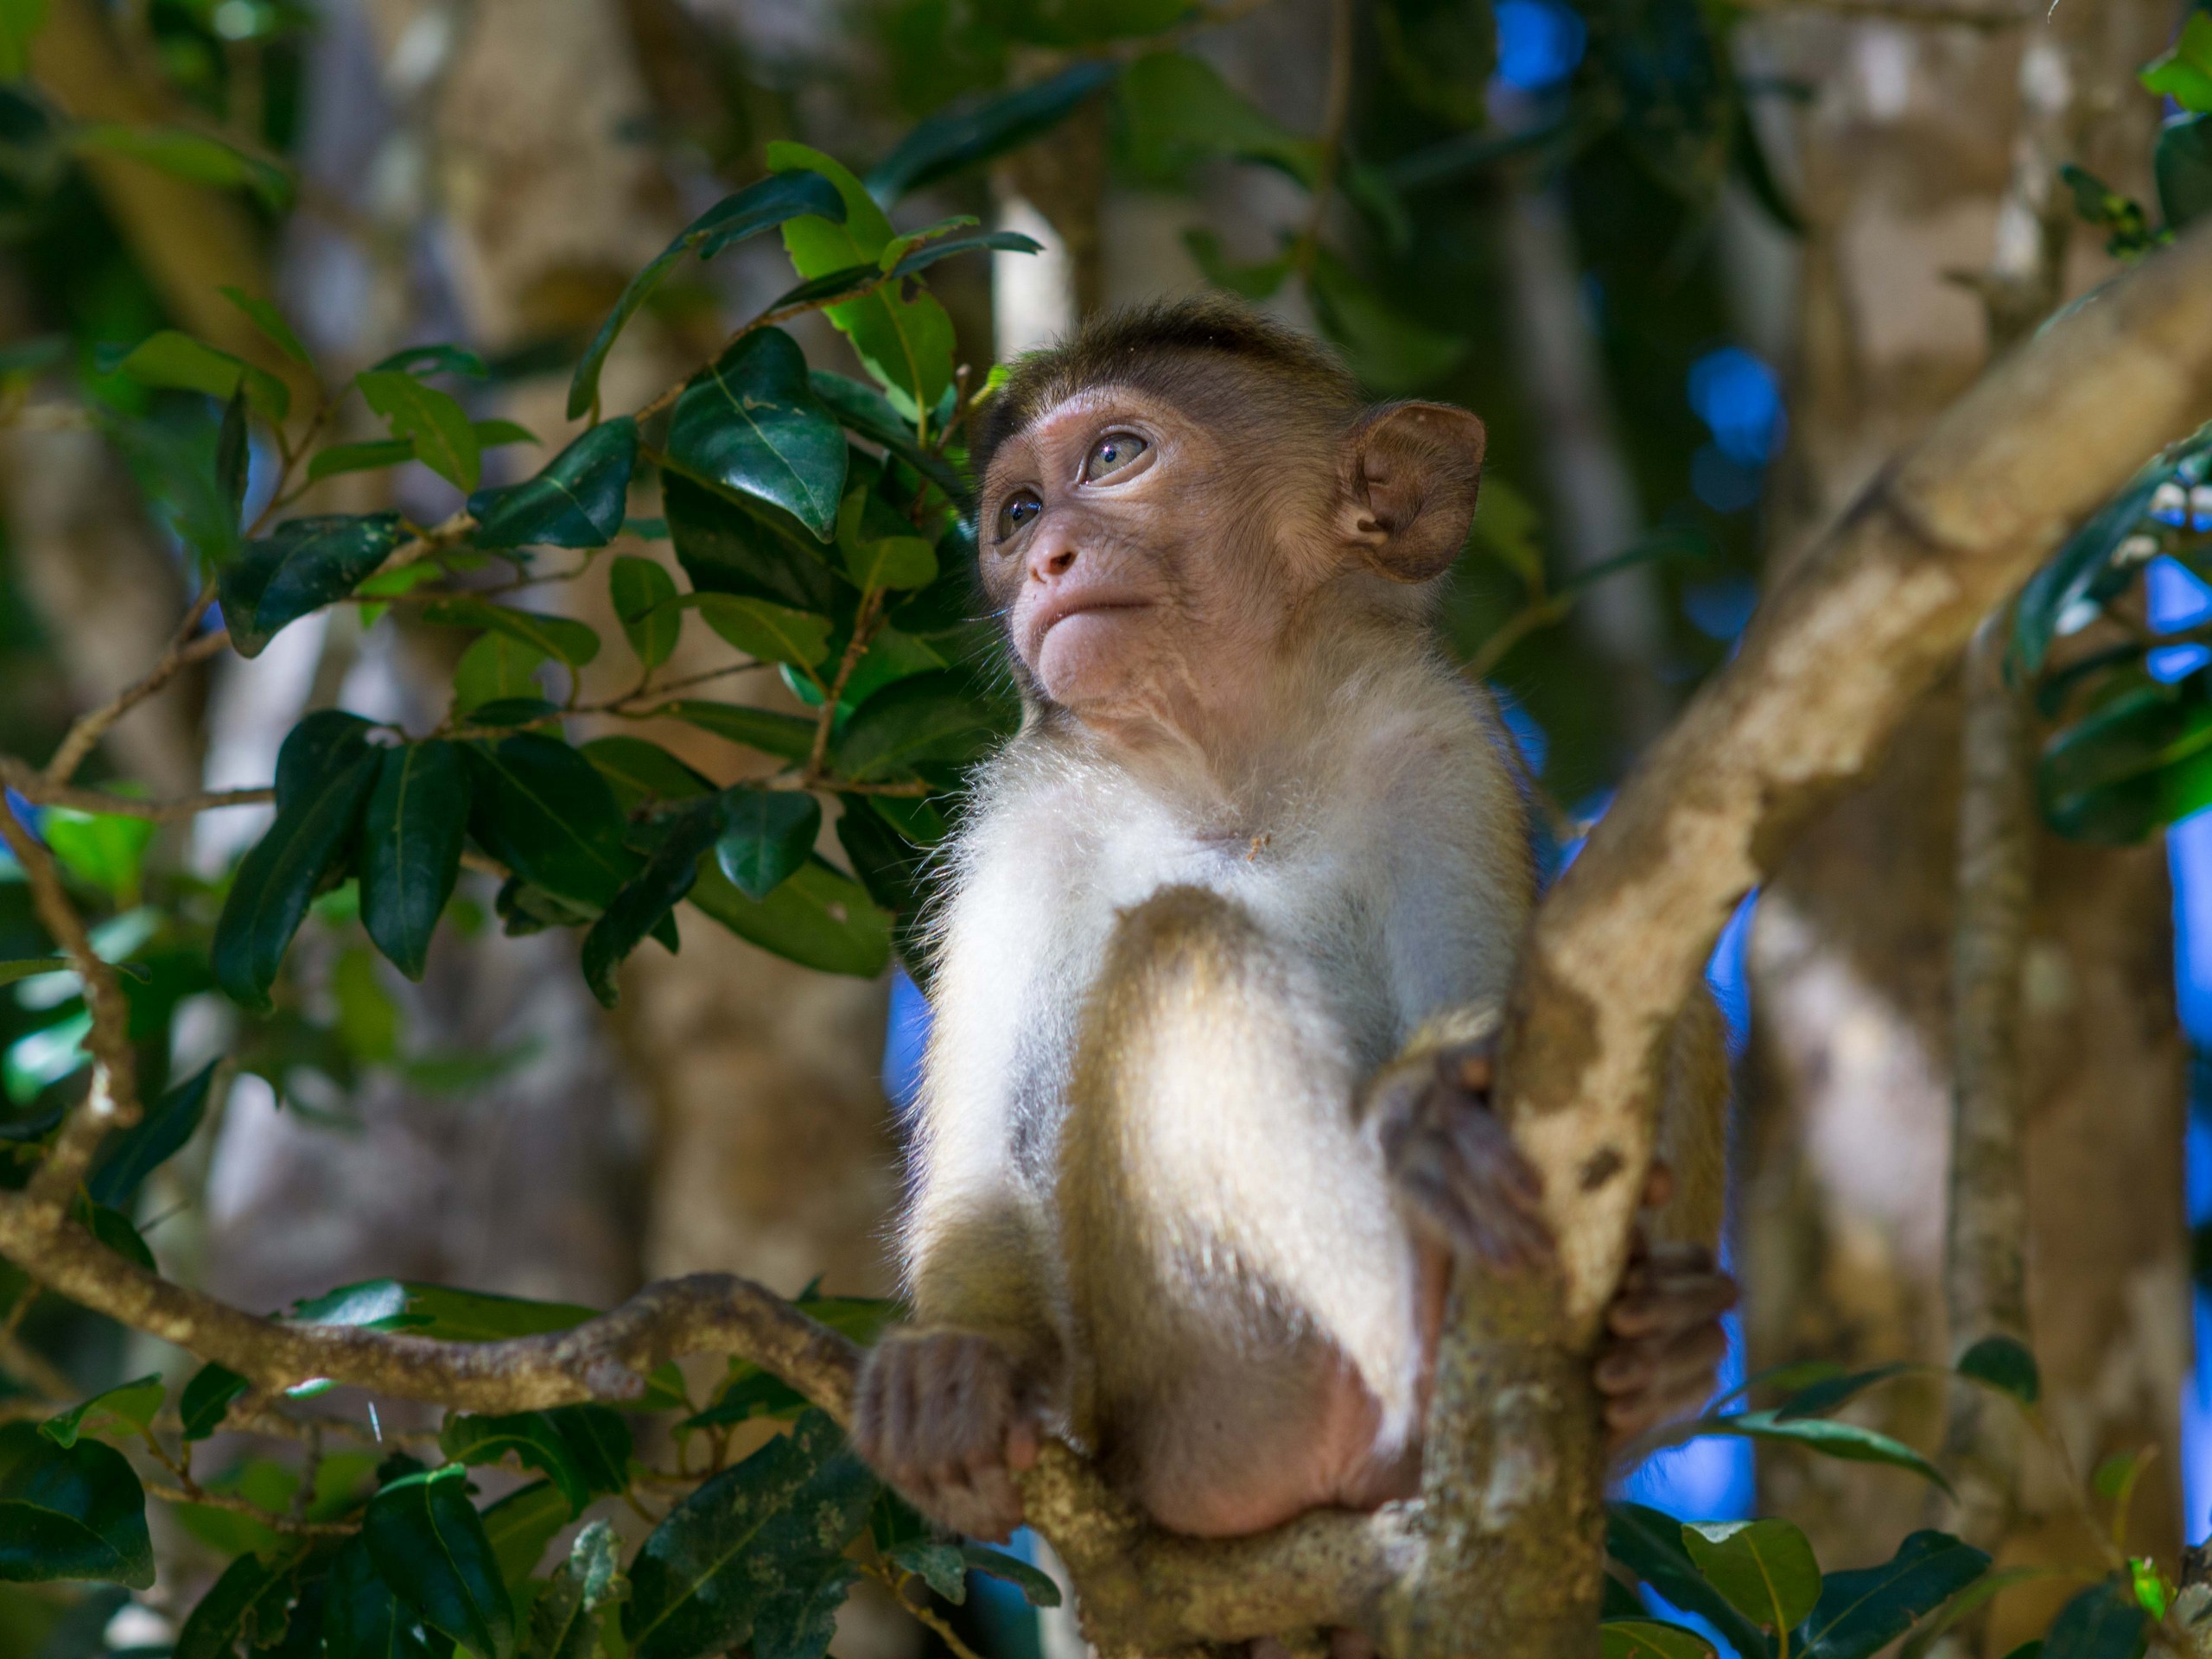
[466,734,643,912]
[1957,1335,2040,1405]
[1797,1530,1992,1659]
[305,440,414,483]
[962,1544,1061,1607]
[836,486,936,591]
[568,170,846,419]
[664,472,843,616]
[180,1363,250,1441]
[326,1534,435,1659]
[581,803,721,1007]
[687,855,892,978]
[623,1411,874,1659]
[661,700,817,763]
[373,344,488,380]
[1705,1408,1953,1493]
[2012,468,2164,677]
[807,372,964,502]
[1605,1503,1773,1659]
[215,385,250,517]
[79,1199,153,1272]
[667,328,848,542]
[689,594,833,671]
[219,285,312,365]
[1682,1519,1821,1633]
[106,328,289,422]
[0,1421,154,1587]
[469,417,638,550]
[213,719,380,1010]
[2141,12,2212,114]
[358,369,481,492]
[864,62,1118,200]
[1600,1622,1718,1659]
[221,513,409,657]
[454,632,550,715]
[767,142,956,416]
[41,806,154,904]
[441,1407,632,1517]
[582,736,713,810]
[1773,1362,1916,1421]
[716,789,821,901]
[482,1480,569,1592]
[176,1546,305,1659]
[86,1058,216,1209]
[39,1376,162,1449]
[611,555,681,670]
[426,597,602,667]
[2036,1580,2148,1659]
[361,741,471,980]
[832,671,1002,781]
[528,1521,628,1659]
[363,1465,514,1659]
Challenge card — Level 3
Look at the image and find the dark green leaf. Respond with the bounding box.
[715,789,820,901]
[569,170,846,420]
[1704,1409,1952,1493]
[865,62,1118,200]
[358,370,481,493]
[363,1465,514,1659]
[687,855,892,978]
[175,1545,305,1659]
[326,1533,435,1659]
[2037,1580,2148,1659]
[466,734,642,911]
[309,440,416,483]
[359,741,470,981]
[479,1487,566,1596]
[220,513,408,658]
[469,418,638,550]
[2012,466,2165,677]
[1956,1335,2040,1405]
[889,230,1043,283]
[664,472,844,615]
[39,1376,162,1450]
[88,1058,217,1208]
[806,372,965,502]
[624,1411,874,1659]
[833,671,1002,782]
[179,1363,250,1442]
[581,736,713,811]
[467,697,559,727]
[1600,1621,1718,1659]
[1774,1363,1916,1421]
[581,802,721,1006]
[476,417,540,448]
[215,385,250,518]
[71,124,291,208]
[1681,1519,1821,1632]
[688,594,833,670]
[106,328,290,421]
[373,345,488,380]
[611,556,681,670]
[1605,1503,1774,1659]
[0,1421,154,1587]
[424,596,602,667]
[219,286,312,365]
[661,701,817,763]
[885,1538,967,1602]
[1797,1530,1992,1659]
[454,632,550,715]
[2158,115,2212,231]
[79,1200,154,1272]
[440,1407,632,1517]
[213,721,380,1010]
[836,796,934,976]
[667,328,848,542]
[961,1545,1061,1607]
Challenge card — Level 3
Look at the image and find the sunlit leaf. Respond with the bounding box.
[687,856,892,978]
[1599,1621,1716,1659]
[689,594,833,671]
[454,632,551,715]
[1703,1408,1952,1493]
[1682,1519,1821,1633]
[358,369,481,492]
[1605,1503,1772,1659]
[39,1376,162,1449]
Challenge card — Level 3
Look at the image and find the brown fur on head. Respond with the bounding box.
[969,296,1488,745]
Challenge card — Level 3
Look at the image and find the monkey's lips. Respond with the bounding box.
[1023,593,1156,694]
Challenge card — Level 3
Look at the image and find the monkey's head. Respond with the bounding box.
[970,296,1486,732]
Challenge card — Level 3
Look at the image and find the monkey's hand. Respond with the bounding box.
[852,1328,1048,1543]
[1371,1039,1554,1273]
[1595,1228,1738,1452]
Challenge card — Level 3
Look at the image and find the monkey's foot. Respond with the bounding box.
[1373,1039,1554,1273]
[853,1327,1046,1542]
[1594,1241,1738,1449]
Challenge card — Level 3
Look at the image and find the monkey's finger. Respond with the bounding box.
[1606,1274,1738,1340]
[1593,1321,1727,1400]
[1395,1159,1553,1271]
[1642,1162,1675,1210]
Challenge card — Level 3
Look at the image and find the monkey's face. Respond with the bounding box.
[977,386,1324,723]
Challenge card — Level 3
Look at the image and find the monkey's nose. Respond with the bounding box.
[1033,544,1078,580]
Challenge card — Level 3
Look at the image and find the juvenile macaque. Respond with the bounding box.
[854,298,1735,1545]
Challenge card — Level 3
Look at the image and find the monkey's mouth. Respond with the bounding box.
[1031,594,1154,652]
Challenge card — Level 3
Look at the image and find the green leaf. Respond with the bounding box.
[0,1421,154,1587]
[2157,114,2212,232]
[1600,1621,1718,1659]
[1605,1503,1773,1659]
[219,286,312,365]
[623,1411,874,1659]
[309,439,416,482]
[664,471,844,616]
[469,418,638,550]
[363,1465,514,1659]
[441,1407,632,1518]
[358,369,481,493]
[661,700,817,763]
[216,385,250,518]
[70,123,291,209]
[581,736,713,811]
[176,1545,306,1659]
[2037,1580,2148,1659]
[832,671,1002,782]
[481,1480,569,1592]
[374,345,487,380]
[39,1376,162,1449]
[41,806,155,906]
[883,1536,967,1602]
[667,328,849,542]
[766,142,955,417]
[610,556,681,671]
[108,328,289,422]
[476,418,539,449]
[327,1534,435,1659]
[1704,1408,1954,1493]
[179,1363,250,1442]
[687,855,892,978]
[715,789,820,901]
[361,741,471,980]
[1118,52,1319,186]
[454,632,551,715]
[86,1059,217,1209]
[221,513,409,658]
[0,0,48,79]
[865,62,1118,201]
[427,596,602,668]
[1681,1519,1821,1633]
[1308,251,1467,395]
[2141,13,2212,115]
[581,804,722,1008]
[1956,1335,2040,1405]
[466,734,642,912]
[1773,1363,1916,1421]
[689,594,833,671]
[1797,1530,1992,1659]
[213,719,381,1010]
[79,1198,154,1271]
[836,487,936,592]
[568,170,846,420]
[961,1545,1061,1608]
[528,1520,629,1659]
[806,372,964,503]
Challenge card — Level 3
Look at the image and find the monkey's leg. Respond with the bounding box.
[1058,886,1426,1537]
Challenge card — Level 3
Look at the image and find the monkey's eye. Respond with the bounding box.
[995,490,1043,543]
[1083,432,1150,482]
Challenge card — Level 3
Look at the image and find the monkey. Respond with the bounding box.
[851,297,1738,1549]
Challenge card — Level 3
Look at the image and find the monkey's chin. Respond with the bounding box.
[1033,608,1151,707]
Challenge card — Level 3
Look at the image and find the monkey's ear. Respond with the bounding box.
[1339,403,1487,582]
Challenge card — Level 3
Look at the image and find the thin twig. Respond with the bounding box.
[0,764,273,823]
[140,1478,357,1538]
[42,620,230,787]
